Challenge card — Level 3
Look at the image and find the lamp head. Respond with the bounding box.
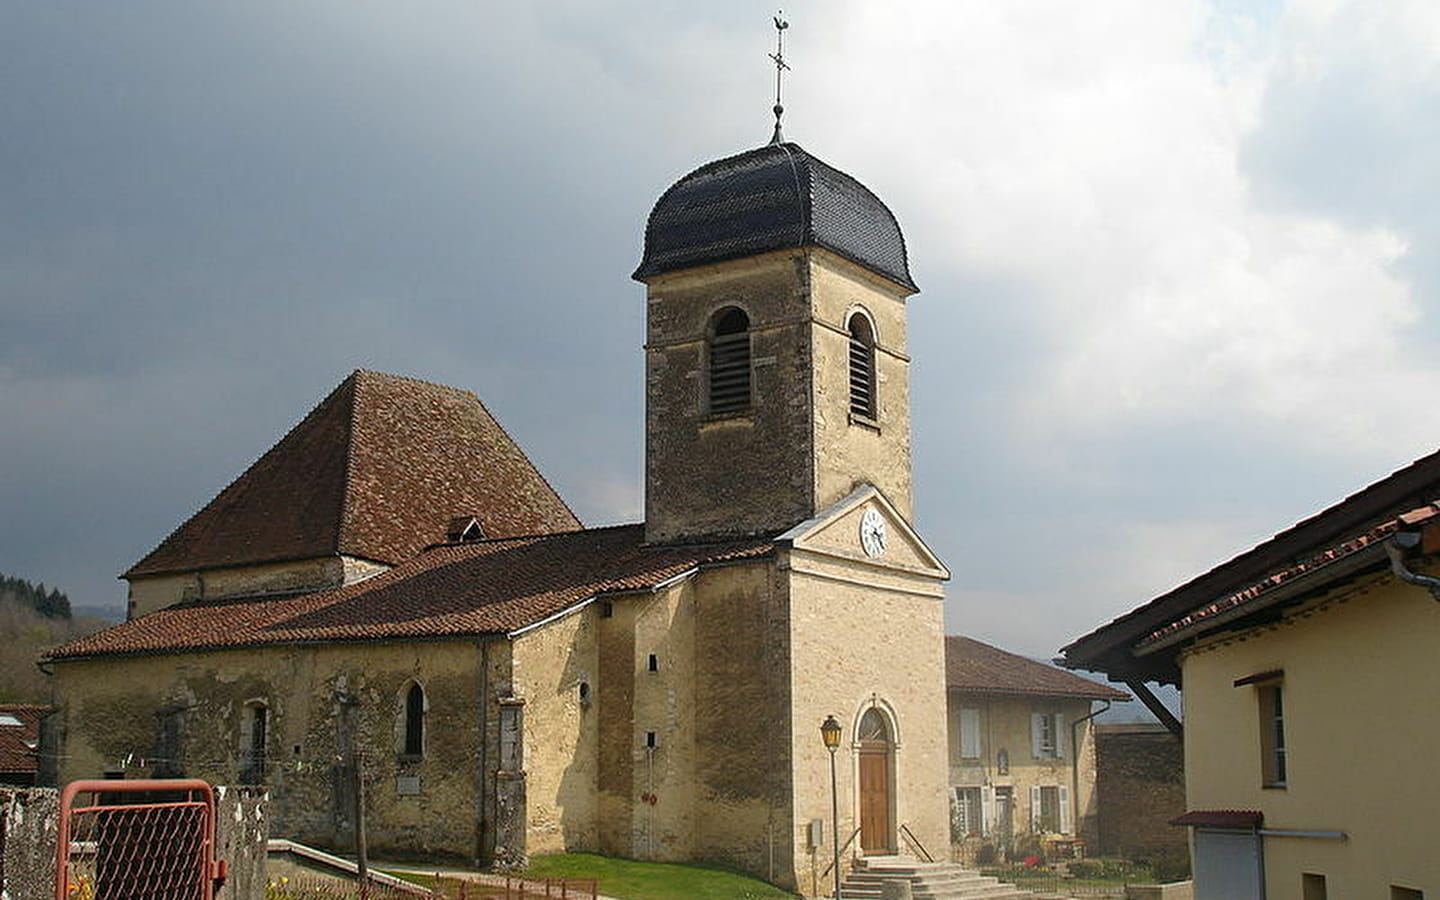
[820,715,842,751]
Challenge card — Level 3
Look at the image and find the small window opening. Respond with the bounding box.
[1259,682,1287,787]
[240,703,268,785]
[646,731,657,748]
[600,600,614,618]
[578,682,591,705]
[404,683,425,757]
[708,307,751,415]
[1391,887,1423,900]
[647,654,659,672]
[447,516,485,542]
[1302,874,1328,900]
[848,313,876,419]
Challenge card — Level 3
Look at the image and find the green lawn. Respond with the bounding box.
[523,853,797,900]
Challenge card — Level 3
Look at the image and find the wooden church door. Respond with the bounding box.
[857,709,893,854]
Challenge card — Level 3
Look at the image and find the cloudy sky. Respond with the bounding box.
[3,1,1438,666]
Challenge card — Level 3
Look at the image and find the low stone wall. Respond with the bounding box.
[1125,882,1193,900]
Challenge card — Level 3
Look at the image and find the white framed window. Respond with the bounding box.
[1260,683,1286,788]
[1029,784,1072,834]
[1030,711,1065,758]
[959,707,981,759]
[951,786,984,838]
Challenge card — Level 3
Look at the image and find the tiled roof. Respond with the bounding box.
[634,142,917,291]
[946,636,1129,701]
[0,704,49,774]
[1062,444,1440,682]
[53,526,773,660]
[1137,505,1440,649]
[126,370,579,578]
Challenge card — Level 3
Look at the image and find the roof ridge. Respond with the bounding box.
[334,370,365,556]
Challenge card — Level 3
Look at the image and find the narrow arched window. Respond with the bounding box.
[709,307,751,415]
[848,312,877,419]
[404,683,425,757]
[240,701,268,785]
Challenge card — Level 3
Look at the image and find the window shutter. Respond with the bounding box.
[1058,785,1072,834]
[980,785,994,836]
[1054,713,1066,759]
[1029,786,1042,831]
[1031,713,1044,758]
[960,708,980,758]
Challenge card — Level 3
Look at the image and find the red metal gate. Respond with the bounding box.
[56,779,227,900]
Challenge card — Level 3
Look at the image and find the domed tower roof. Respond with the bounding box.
[633,142,917,292]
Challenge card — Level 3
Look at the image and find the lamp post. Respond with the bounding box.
[821,715,843,900]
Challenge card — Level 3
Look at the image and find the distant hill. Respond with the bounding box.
[0,573,71,619]
[70,603,125,623]
[0,595,111,704]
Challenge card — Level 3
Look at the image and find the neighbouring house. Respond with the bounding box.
[0,705,48,786]
[944,635,1127,861]
[1093,723,1184,859]
[42,136,954,891]
[1060,450,1440,899]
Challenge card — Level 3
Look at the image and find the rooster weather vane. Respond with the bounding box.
[769,12,790,144]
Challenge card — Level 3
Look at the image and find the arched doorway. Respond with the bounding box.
[857,708,894,854]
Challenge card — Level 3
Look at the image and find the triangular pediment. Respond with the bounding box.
[777,486,949,579]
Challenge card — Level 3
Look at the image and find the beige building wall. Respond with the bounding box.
[127,555,390,618]
[785,549,948,893]
[1180,571,1440,899]
[946,694,1100,843]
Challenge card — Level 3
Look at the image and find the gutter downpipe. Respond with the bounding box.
[1070,700,1111,840]
[1385,532,1440,601]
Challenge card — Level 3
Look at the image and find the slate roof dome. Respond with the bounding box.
[633,142,917,291]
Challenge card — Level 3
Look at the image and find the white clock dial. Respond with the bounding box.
[860,508,887,557]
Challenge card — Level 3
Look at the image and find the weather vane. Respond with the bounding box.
[769,12,789,144]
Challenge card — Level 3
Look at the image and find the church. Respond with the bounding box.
[45,135,952,890]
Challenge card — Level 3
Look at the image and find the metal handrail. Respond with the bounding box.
[898,823,934,862]
[820,827,863,878]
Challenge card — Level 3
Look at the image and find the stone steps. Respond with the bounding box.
[837,856,1043,900]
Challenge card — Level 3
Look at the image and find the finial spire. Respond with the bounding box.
[769,12,790,145]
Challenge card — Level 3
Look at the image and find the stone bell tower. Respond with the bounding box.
[633,141,919,544]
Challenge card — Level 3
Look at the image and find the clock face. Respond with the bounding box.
[860,508,887,558]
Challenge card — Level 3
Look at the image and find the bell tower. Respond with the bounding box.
[634,142,919,544]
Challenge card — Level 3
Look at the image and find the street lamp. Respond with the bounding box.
[821,715,842,899]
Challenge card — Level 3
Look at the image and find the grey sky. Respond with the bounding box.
[3,1,1438,665]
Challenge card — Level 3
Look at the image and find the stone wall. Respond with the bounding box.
[50,640,487,861]
[1094,725,1185,857]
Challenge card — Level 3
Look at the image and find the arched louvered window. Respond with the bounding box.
[404,682,425,757]
[848,312,877,419]
[709,307,751,415]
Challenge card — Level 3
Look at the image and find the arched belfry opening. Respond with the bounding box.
[847,311,877,420]
[857,706,895,855]
[708,307,752,415]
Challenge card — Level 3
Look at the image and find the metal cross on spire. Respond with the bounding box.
[768,12,790,145]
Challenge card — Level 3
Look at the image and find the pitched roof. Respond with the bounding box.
[0,704,49,774]
[55,525,773,661]
[945,636,1128,701]
[1062,443,1440,683]
[634,142,917,291]
[126,370,580,578]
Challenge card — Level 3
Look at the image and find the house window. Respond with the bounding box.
[959,707,981,759]
[1259,682,1286,788]
[403,682,425,758]
[848,312,877,419]
[1030,785,1072,834]
[239,702,268,785]
[1390,887,1423,900]
[952,786,983,838]
[708,307,751,415]
[1031,712,1065,758]
[1302,874,1328,900]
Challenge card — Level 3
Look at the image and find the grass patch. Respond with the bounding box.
[525,852,796,900]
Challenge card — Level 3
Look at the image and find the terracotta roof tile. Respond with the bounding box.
[0,704,49,774]
[946,636,1129,701]
[54,526,773,660]
[1170,809,1263,828]
[126,371,579,578]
